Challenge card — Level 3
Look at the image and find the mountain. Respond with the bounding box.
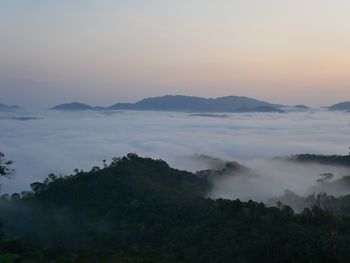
[0,103,21,112]
[108,95,284,112]
[286,154,350,167]
[293,105,310,110]
[50,96,285,112]
[49,102,102,111]
[328,101,350,111]
[0,153,343,262]
[233,106,285,113]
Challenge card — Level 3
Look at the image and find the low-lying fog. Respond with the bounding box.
[1,109,350,202]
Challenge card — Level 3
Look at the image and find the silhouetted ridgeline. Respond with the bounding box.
[0,103,21,112]
[0,153,349,262]
[293,105,310,109]
[50,95,286,113]
[328,101,350,111]
[288,154,350,167]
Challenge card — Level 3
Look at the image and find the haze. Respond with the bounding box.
[1,109,350,194]
[1,1,350,108]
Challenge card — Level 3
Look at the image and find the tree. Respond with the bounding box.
[48,173,58,182]
[11,193,20,200]
[30,182,46,193]
[91,166,101,173]
[0,152,14,178]
[317,173,334,184]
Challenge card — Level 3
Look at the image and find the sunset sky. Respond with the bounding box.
[1,0,350,108]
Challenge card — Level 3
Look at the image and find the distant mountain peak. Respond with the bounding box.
[0,103,21,112]
[293,105,310,109]
[50,102,94,111]
[328,101,350,111]
[108,95,284,113]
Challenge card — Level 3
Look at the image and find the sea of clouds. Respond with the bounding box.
[0,109,350,200]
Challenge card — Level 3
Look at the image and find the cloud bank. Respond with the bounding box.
[0,109,349,195]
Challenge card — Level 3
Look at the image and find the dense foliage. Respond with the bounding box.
[289,154,350,167]
[0,153,350,262]
[0,152,13,178]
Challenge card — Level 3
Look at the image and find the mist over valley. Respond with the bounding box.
[1,108,350,202]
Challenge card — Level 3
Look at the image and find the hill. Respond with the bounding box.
[108,95,284,112]
[287,154,350,167]
[50,102,93,111]
[49,102,100,111]
[328,102,350,111]
[293,105,310,110]
[0,103,21,112]
[0,153,345,262]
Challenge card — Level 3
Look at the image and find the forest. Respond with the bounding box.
[1,153,350,262]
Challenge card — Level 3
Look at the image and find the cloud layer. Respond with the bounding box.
[0,109,349,194]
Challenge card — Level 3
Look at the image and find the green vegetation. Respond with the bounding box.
[0,152,13,178]
[289,154,350,167]
[1,153,350,262]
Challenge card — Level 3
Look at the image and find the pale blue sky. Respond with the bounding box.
[1,1,350,108]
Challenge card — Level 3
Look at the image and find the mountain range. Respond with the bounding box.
[50,95,287,113]
[4,96,350,112]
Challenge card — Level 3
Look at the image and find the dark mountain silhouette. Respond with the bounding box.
[286,154,350,167]
[0,103,21,112]
[328,101,350,111]
[232,106,285,113]
[108,95,284,112]
[49,102,103,111]
[51,95,286,113]
[293,105,310,109]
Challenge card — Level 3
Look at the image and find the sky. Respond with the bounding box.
[1,0,350,108]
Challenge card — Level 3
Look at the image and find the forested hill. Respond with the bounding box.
[0,154,346,262]
[28,153,210,207]
[288,154,350,167]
